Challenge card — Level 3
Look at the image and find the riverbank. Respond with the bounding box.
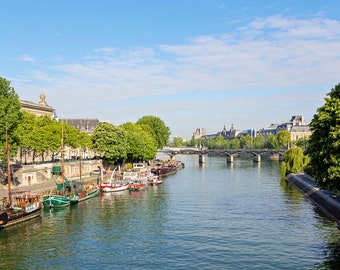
[286,173,340,226]
[0,175,100,199]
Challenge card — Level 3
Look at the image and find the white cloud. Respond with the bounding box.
[13,15,340,138]
[19,54,35,63]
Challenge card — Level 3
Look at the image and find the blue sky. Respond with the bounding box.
[1,0,339,139]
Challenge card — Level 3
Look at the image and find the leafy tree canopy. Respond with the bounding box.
[92,122,128,164]
[265,134,279,149]
[136,115,170,149]
[281,147,309,178]
[240,134,252,149]
[15,113,92,162]
[32,115,60,160]
[253,135,265,149]
[170,136,187,147]
[0,77,22,159]
[120,122,157,162]
[305,83,340,192]
[276,130,291,148]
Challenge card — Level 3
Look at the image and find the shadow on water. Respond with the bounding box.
[281,177,340,269]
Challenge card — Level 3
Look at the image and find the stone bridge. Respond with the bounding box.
[159,147,285,163]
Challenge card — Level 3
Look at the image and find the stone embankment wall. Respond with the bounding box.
[286,173,340,226]
[0,159,103,198]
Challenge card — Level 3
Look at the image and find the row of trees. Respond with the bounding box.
[92,116,170,165]
[15,112,92,163]
[0,77,170,165]
[171,130,292,150]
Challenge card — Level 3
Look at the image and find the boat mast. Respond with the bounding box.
[61,120,65,190]
[79,154,82,183]
[6,122,11,206]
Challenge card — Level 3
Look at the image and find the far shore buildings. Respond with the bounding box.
[260,115,311,141]
[193,115,311,142]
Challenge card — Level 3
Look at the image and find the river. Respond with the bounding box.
[1,154,340,269]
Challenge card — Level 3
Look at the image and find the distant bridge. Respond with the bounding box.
[159,147,285,163]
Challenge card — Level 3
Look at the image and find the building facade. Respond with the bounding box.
[61,118,100,135]
[20,93,57,119]
[194,115,311,142]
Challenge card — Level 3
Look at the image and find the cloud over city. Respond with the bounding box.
[7,14,340,138]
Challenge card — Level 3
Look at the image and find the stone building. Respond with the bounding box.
[217,124,241,140]
[258,124,279,137]
[195,124,241,140]
[20,93,57,119]
[193,128,207,139]
[275,115,311,141]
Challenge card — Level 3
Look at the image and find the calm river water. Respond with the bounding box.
[1,154,340,269]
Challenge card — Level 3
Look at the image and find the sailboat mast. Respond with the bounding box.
[6,122,11,206]
[61,120,65,190]
[79,154,82,182]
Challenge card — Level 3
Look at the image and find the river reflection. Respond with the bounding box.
[280,177,340,269]
[1,155,340,269]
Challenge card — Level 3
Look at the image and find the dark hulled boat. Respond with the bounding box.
[0,123,42,229]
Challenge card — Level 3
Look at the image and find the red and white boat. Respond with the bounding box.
[99,167,129,193]
[149,173,162,185]
[100,181,130,193]
[128,179,148,191]
[128,163,151,191]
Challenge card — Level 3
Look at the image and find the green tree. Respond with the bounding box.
[281,147,309,178]
[171,136,186,147]
[190,137,207,148]
[265,134,279,149]
[15,111,36,163]
[276,130,291,149]
[253,135,265,149]
[240,134,252,149]
[16,115,92,162]
[294,137,308,149]
[230,138,240,150]
[0,77,22,159]
[63,122,92,150]
[136,116,170,149]
[76,131,93,157]
[214,135,227,149]
[92,122,128,164]
[305,83,340,192]
[121,122,157,162]
[62,122,92,159]
[31,115,60,162]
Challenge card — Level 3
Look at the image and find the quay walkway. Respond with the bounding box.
[0,175,100,199]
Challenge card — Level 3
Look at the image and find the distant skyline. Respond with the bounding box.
[1,0,339,139]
